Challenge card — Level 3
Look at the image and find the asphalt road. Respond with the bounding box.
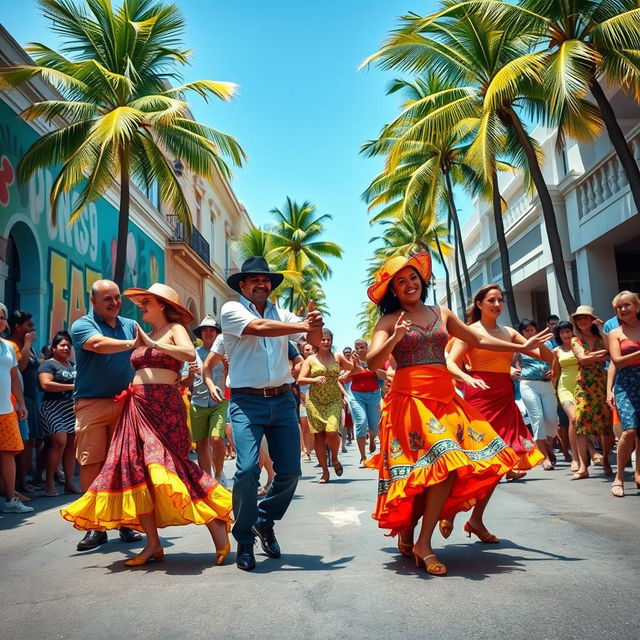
[1,443,639,640]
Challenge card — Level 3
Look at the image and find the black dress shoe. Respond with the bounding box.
[77,530,108,551]
[252,523,281,558]
[236,543,256,571]
[119,527,143,542]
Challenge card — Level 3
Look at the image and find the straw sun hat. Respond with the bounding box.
[123,283,194,325]
[367,252,433,304]
[569,305,598,321]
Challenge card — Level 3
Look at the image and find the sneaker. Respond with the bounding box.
[3,497,34,513]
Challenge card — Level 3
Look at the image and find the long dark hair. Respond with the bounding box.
[467,284,503,324]
[378,267,428,315]
[554,321,574,346]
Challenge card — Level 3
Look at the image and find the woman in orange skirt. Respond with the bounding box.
[366,254,552,575]
[61,284,232,567]
[448,284,549,479]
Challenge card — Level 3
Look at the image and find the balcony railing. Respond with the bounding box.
[166,214,210,265]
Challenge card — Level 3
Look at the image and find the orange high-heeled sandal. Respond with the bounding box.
[397,540,413,557]
[463,521,500,544]
[438,519,454,539]
[413,553,447,576]
[124,549,165,566]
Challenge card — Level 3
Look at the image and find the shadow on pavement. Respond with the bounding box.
[380,539,583,581]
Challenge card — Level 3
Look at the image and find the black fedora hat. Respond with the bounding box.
[227,256,284,294]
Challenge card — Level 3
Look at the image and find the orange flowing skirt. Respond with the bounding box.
[368,366,520,535]
[61,384,232,532]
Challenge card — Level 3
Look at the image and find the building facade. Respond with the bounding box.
[437,85,640,324]
[0,26,252,342]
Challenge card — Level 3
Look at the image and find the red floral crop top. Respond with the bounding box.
[130,346,182,373]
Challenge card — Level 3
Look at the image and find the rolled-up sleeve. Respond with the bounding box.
[221,301,255,338]
[278,308,305,343]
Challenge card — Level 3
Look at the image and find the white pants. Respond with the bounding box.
[519,380,557,440]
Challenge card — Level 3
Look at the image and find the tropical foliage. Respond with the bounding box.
[0,0,246,286]
[235,198,342,316]
[361,0,640,320]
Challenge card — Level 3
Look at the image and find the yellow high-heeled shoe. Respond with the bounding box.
[413,553,447,576]
[438,519,454,539]
[397,539,413,558]
[463,521,500,544]
[216,535,231,566]
[124,549,164,566]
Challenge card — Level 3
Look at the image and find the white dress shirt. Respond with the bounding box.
[221,296,305,389]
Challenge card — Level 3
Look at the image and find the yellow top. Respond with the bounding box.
[466,348,513,374]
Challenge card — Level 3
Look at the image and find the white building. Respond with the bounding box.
[437,87,640,324]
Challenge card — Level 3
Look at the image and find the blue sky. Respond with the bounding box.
[3,0,448,349]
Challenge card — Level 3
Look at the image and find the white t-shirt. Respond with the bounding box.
[221,296,305,389]
[0,338,18,414]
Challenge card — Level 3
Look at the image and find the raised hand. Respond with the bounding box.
[304,299,324,331]
[522,327,553,351]
[392,311,412,341]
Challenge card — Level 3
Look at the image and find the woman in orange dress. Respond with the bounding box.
[366,254,552,576]
[61,284,232,567]
[448,284,549,479]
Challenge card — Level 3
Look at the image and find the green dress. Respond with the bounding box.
[571,336,612,436]
[306,356,342,434]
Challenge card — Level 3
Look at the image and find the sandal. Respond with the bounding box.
[44,488,59,497]
[570,471,589,481]
[333,461,344,477]
[302,452,312,462]
[397,532,414,557]
[318,471,330,484]
[414,553,447,576]
[611,482,624,498]
[438,519,454,539]
[592,453,604,466]
[542,460,554,471]
[570,460,579,472]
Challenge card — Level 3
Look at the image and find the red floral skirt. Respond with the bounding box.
[464,372,543,470]
[61,384,232,532]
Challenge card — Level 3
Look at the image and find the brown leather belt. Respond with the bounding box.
[231,384,291,398]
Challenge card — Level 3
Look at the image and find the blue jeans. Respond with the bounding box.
[229,390,301,544]
[350,390,381,439]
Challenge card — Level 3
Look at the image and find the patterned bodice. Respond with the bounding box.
[130,346,182,373]
[308,357,342,405]
[392,317,448,369]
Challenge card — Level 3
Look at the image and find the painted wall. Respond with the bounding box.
[0,98,165,341]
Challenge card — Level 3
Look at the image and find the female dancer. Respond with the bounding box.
[552,321,580,472]
[570,306,613,480]
[607,291,640,497]
[38,331,80,496]
[298,329,353,483]
[298,342,316,462]
[449,285,548,479]
[514,319,557,470]
[366,254,550,575]
[61,284,232,566]
[349,339,384,466]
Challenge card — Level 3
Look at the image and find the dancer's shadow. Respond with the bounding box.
[381,539,583,581]
[250,552,355,574]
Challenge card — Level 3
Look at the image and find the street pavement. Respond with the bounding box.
[1,443,639,640]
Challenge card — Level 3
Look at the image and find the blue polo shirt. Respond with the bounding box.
[70,310,137,399]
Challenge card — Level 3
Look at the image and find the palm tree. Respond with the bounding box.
[0,0,246,287]
[267,197,343,311]
[469,0,640,216]
[363,2,587,311]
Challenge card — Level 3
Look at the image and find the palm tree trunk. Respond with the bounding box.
[504,107,577,311]
[448,209,466,317]
[444,171,472,303]
[434,234,452,308]
[114,147,130,288]
[492,172,519,325]
[589,78,640,217]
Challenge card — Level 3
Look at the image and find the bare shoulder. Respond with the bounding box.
[374,312,398,333]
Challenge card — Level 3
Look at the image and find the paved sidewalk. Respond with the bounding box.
[1,443,638,639]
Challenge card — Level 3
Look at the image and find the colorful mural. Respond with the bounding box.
[0,98,165,341]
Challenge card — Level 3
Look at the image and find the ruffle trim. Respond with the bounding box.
[514,446,545,470]
[60,462,233,532]
[369,445,520,536]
